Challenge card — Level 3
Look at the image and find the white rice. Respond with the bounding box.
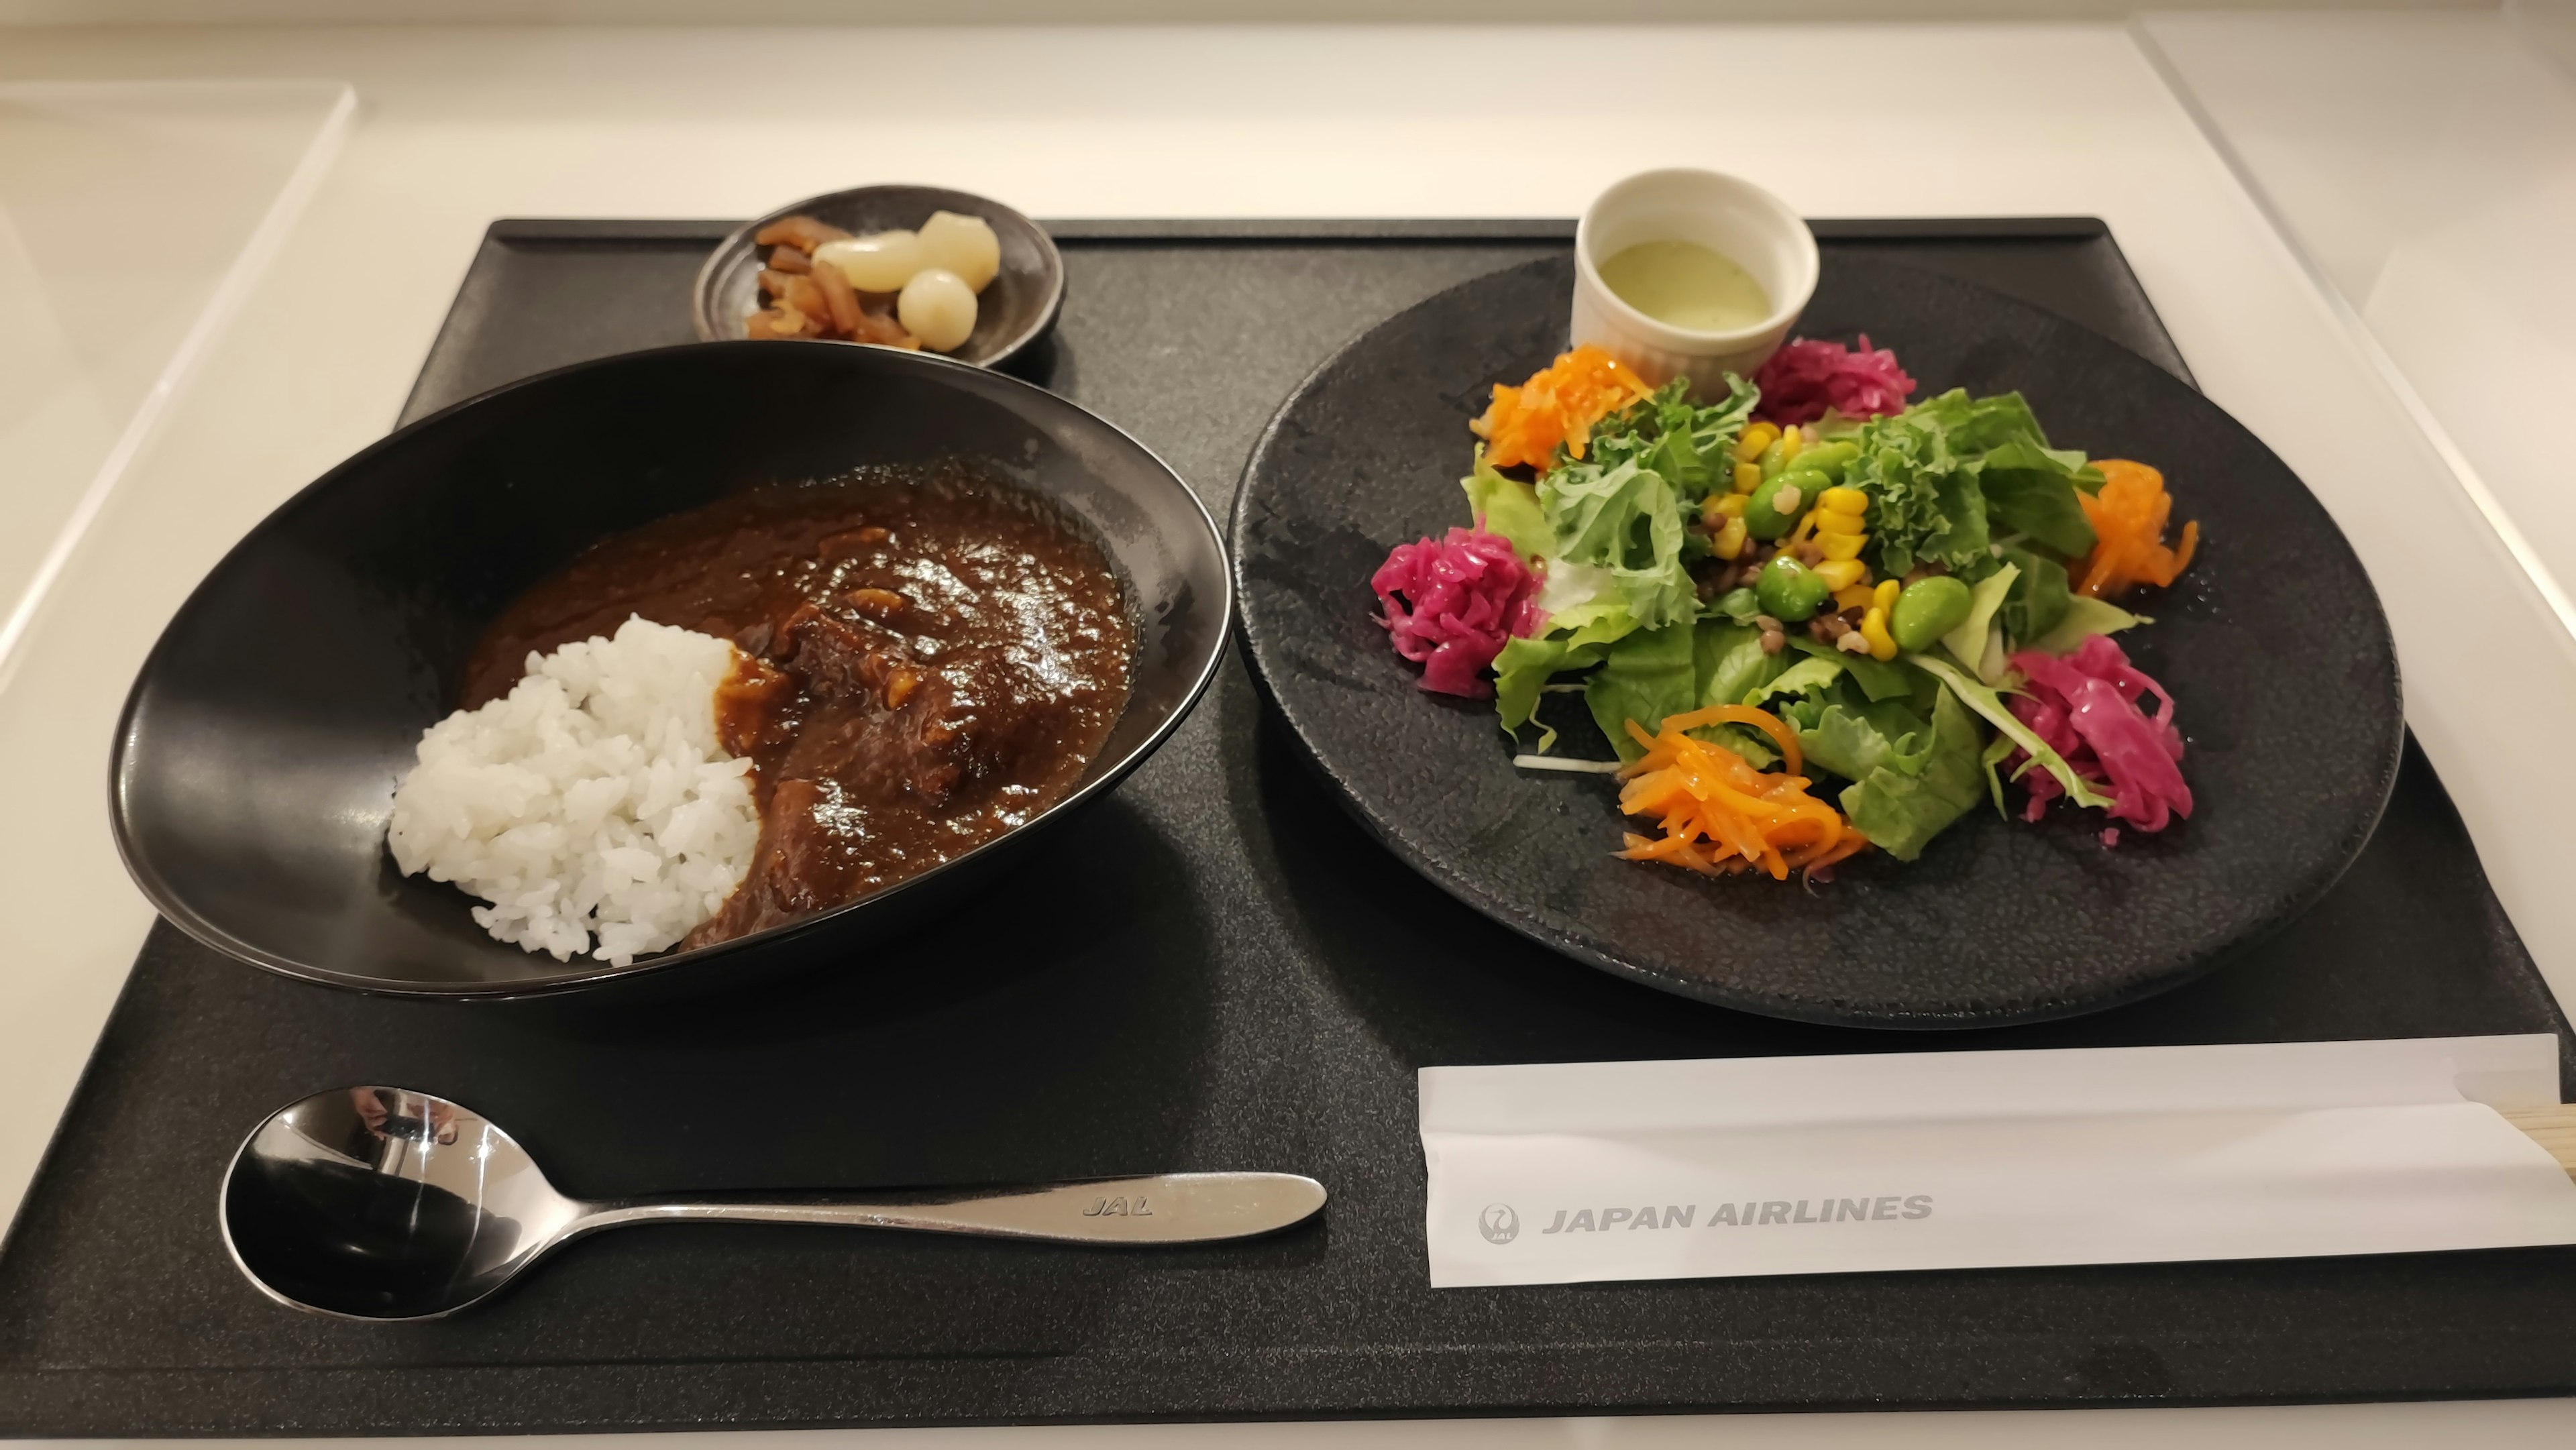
[386,617,762,966]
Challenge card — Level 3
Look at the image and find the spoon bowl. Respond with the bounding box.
[220,1087,1328,1321]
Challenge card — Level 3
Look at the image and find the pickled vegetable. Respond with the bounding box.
[816,230,926,294]
[898,268,978,353]
[918,211,1001,292]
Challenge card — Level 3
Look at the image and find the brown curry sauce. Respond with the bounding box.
[462,463,1132,948]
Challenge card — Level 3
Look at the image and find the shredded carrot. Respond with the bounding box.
[1468,345,1656,470]
[1658,703,1804,776]
[1611,708,1865,882]
[2075,459,2199,599]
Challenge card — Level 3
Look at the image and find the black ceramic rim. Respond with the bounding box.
[109,340,1228,999]
[1231,254,2404,1029]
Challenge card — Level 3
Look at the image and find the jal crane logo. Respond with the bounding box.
[1479,1203,1520,1245]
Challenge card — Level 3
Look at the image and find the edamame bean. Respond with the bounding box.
[1889,575,1974,652]
[1754,556,1833,624]
[1743,472,1813,540]
[1794,440,1858,484]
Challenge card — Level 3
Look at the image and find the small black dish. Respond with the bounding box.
[1233,252,2404,1029]
[111,341,1226,1000]
[693,184,1064,369]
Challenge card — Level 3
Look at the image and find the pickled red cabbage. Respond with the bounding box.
[2004,635,2192,834]
[1373,526,1545,698]
[1753,335,1917,427]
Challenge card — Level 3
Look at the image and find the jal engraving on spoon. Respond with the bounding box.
[219,1086,1328,1321]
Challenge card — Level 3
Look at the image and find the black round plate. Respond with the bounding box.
[1233,254,2402,1028]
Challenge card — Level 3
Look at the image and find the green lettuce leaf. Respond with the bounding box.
[1537,455,1695,630]
[1980,443,2099,558]
[2025,596,2146,657]
[1768,669,1984,859]
[1710,586,1762,626]
[1533,559,1615,616]
[1835,684,1989,860]
[1979,730,2016,815]
[1746,653,1844,708]
[1697,621,1782,712]
[1483,375,1776,751]
[1847,389,2100,580]
[1846,390,1988,577]
[1493,599,1637,748]
[1784,634,1914,702]
[1801,702,1911,783]
[1585,619,1797,765]
[1690,619,1786,767]
[1940,560,2019,669]
[1998,546,2072,647]
[1941,390,2045,451]
[1585,622,1697,762]
[1461,447,1550,559]
[1582,374,1759,500]
[1785,685,1935,785]
[1912,653,2115,812]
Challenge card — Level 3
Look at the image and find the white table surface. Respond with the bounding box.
[2140,7,2576,639]
[3,15,2575,1443]
[0,78,352,657]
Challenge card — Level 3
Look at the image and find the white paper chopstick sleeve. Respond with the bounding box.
[1418,1036,2576,1288]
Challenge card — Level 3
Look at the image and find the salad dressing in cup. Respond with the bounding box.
[1570,168,1819,396]
[1597,239,1773,333]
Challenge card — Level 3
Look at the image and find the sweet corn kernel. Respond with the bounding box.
[1735,423,1779,461]
[1819,532,1866,561]
[1820,486,1868,514]
[1731,461,1762,494]
[1776,429,1805,463]
[1711,492,1748,518]
[1860,607,1898,661]
[1831,583,1876,613]
[1872,578,1902,614]
[1713,517,1747,560]
[1814,510,1865,536]
[1814,558,1868,591]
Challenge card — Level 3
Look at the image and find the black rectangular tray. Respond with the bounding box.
[4,219,2571,1435]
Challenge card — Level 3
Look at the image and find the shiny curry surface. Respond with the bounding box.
[463,463,1133,946]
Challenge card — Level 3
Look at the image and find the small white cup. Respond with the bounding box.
[1571,168,1819,397]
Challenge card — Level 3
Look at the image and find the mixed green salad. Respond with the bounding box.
[1369,338,2198,879]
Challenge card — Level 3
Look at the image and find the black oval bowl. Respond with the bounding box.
[693,184,1064,369]
[111,341,1227,1000]
[1234,253,2403,1029]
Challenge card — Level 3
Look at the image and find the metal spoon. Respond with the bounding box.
[220,1086,1327,1321]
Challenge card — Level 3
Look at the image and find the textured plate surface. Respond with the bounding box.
[1235,254,2403,1027]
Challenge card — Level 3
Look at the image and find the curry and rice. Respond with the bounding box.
[386,463,1134,965]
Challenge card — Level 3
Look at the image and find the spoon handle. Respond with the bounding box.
[577,1171,1326,1245]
